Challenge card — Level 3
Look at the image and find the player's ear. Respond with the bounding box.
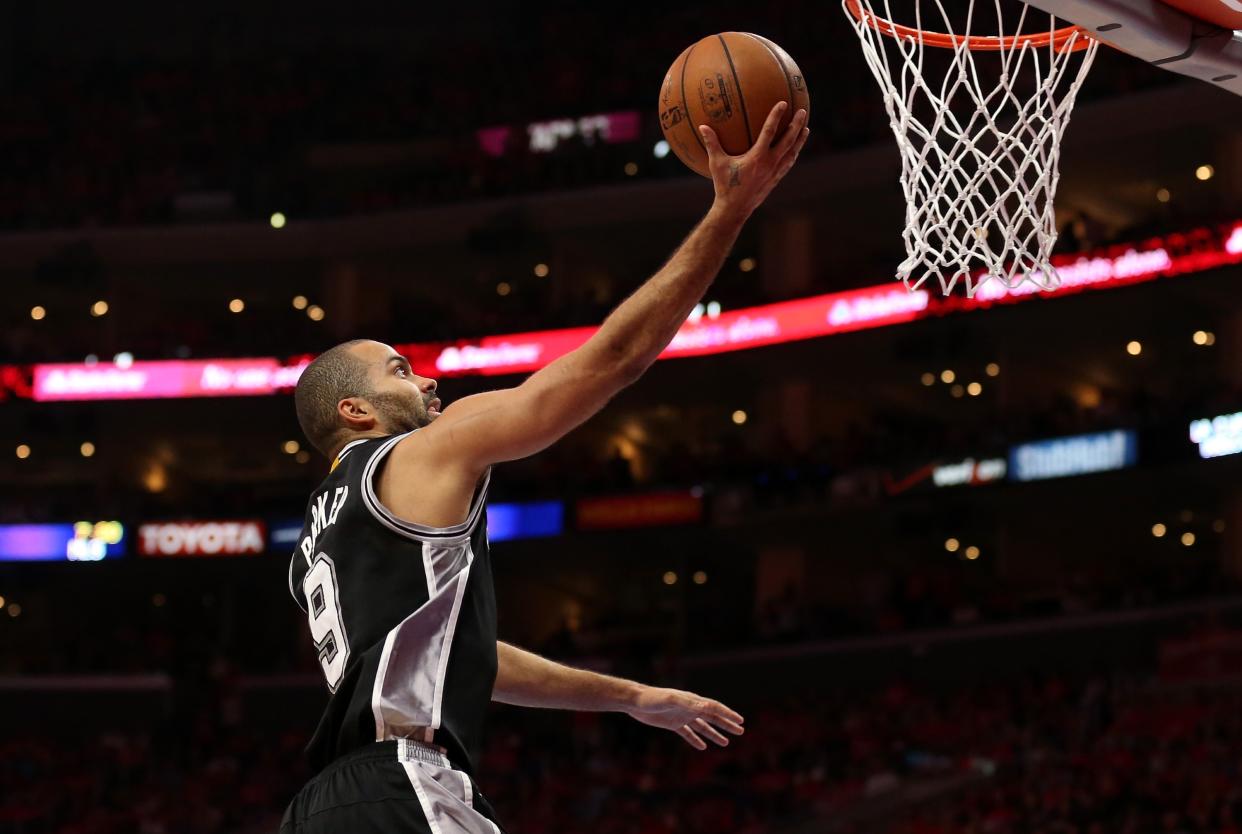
[337,397,377,430]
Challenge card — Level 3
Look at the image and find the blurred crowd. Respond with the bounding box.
[0,2,1173,232]
[5,658,1241,834]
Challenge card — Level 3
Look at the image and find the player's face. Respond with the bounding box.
[355,342,441,432]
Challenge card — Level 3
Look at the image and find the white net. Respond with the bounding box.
[843,0,1100,296]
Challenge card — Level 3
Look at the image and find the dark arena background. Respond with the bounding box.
[3,1,1242,832]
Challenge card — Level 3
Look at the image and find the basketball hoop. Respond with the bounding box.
[842,0,1100,296]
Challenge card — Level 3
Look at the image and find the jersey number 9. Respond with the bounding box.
[304,554,350,692]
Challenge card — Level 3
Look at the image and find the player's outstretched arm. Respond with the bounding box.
[410,104,809,474]
[493,642,744,750]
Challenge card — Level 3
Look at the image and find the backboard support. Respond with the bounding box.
[1026,0,1242,97]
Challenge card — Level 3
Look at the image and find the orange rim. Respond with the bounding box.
[844,0,1094,52]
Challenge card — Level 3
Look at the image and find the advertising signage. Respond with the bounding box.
[18,220,1239,403]
[138,521,267,557]
[1189,411,1242,459]
[1009,430,1137,482]
[0,521,125,562]
[486,502,565,543]
[576,492,703,531]
[932,457,1008,487]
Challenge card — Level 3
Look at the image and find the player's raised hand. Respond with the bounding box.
[700,102,809,221]
[625,685,745,750]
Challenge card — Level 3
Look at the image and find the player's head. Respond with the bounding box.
[295,339,441,458]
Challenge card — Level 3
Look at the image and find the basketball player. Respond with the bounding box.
[281,102,809,834]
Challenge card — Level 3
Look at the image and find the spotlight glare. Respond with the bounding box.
[985,362,1000,377]
[15,444,31,460]
[1126,340,1142,356]
[307,305,325,321]
[91,300,109,317]
[80,442,96,458]
[653,140,670,159]
[945,538,960,553]
[738,257,757,273]
[496,282,512,297]
[270,212,287,229]
[30,306,46,321]
[1181,532,1196,547]
[533,263,550,278]
[941,369,956,384]
[229,298,245,313]
[921,372,935,386]
[966,382,982,396]
[624,162,638,176]
[1152,523,1166,538]
[1195,164,1215,181]
[283,440,300,455]
[731,409,748,425]
[1156,188,1171,203]
[662,571,677,586]
[965,546,980,560]
[292,295,309,310]
[113,352,134,369]
[692,570,708,585]
[950,384,965,398]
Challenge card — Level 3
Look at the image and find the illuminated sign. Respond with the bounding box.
[268,520,305,550]
[1009,430,1137,482]
[576,492,703,531]
[138,521,267,557]
[13,220,1242,401]
[0,521,125,562]
[477,111,641,157]
[1189,411,1242,459]
[33,358,307,403]
[932,457,1007,487]
[486,502,564,542]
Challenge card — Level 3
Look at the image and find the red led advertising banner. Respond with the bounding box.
[14,220,1242,402]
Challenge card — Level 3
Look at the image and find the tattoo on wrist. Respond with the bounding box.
[728,163,741,188]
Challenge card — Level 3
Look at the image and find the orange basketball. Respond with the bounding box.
[658,33,810,178]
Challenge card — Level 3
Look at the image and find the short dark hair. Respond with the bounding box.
[295,339,371,458]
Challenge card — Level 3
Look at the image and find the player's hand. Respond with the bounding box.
[701,102,809,221]
[625,685,745,750]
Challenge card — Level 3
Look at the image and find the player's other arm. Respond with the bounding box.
[493,641,745,750]
[411,104,809,472]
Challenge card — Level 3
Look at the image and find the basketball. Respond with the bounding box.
[658,33,810,178]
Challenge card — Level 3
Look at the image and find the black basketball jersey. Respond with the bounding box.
[287,433,498,776]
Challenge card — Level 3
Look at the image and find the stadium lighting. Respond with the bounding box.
[7,603,20,618]
[1152,523,1167,538]
[738,257,757,273]
[941,369,955,384]
[950,384,965,398]
[496,282,512,297]
[292,295,309,310]
[653,140,670,159]
[91,300,109,317]
[1196,164,1215,181]
[1156,188,1171,203]
[624,162,638,176]
[15,444,30,460]
[732,410,748,425]
[30,306,45,321]
[985,362,1000,377]
[1181,532,1195,547]
[967,382,982,396]
[662,571,678,586]
[964,546,980,560]
[307,305,325,321]
[692,571,708,585]
[229,298,245,313]
[295,450,311,464]
[1126,340,1142,356]
[945,538,960,553]
[270,212,287,229]
[283,440,300,455]
[1192,330,1215,346]
[533,263,550,278]
[80,442,96,458]
[921,372,936,386]
[113,352,134,368]
[0,595,5,608]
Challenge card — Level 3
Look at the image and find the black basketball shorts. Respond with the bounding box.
[280,740,505,834]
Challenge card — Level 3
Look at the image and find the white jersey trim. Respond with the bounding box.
[360,433,491,545]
